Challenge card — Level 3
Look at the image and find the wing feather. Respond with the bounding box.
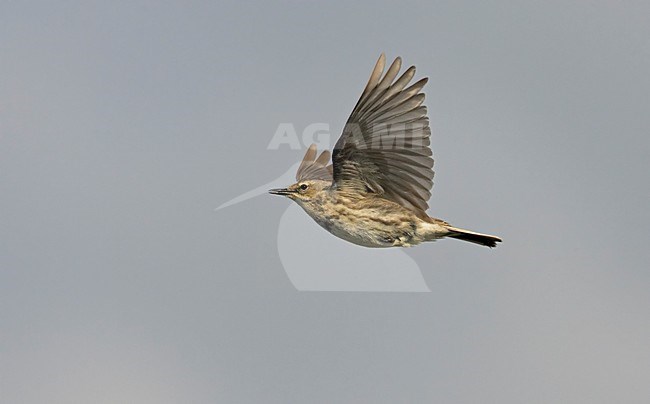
[296,144,333,182]
[332,55,434,217]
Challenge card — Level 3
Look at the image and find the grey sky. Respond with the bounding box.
[2,1,649,403]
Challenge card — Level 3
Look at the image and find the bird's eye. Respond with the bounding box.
[299,183,309,191]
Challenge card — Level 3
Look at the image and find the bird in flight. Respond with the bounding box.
[269,54,502,248]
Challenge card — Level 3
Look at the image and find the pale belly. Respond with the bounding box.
[306,209,426,248]
[332,226,401,247]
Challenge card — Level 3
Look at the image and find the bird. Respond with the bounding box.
[269,54,502,248]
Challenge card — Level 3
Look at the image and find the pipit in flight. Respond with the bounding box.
[270,54,502,248]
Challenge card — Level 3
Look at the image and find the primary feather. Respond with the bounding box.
[332,53,434,218]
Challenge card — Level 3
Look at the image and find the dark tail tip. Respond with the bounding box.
[447,227,502,248]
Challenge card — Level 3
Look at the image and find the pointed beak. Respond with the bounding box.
[268,188,295,196]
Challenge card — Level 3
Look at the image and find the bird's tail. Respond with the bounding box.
[445,226,502,248]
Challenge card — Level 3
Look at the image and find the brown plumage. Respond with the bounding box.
[270,54,501,248]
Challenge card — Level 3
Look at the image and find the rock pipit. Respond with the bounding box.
[270,54,502,248]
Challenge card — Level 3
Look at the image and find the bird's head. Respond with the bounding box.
[269,180,329,203]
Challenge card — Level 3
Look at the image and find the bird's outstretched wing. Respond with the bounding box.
[296,144,333,181]
[332,54,434,218]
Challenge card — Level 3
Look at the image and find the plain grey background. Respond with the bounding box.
[2,1,649,403]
